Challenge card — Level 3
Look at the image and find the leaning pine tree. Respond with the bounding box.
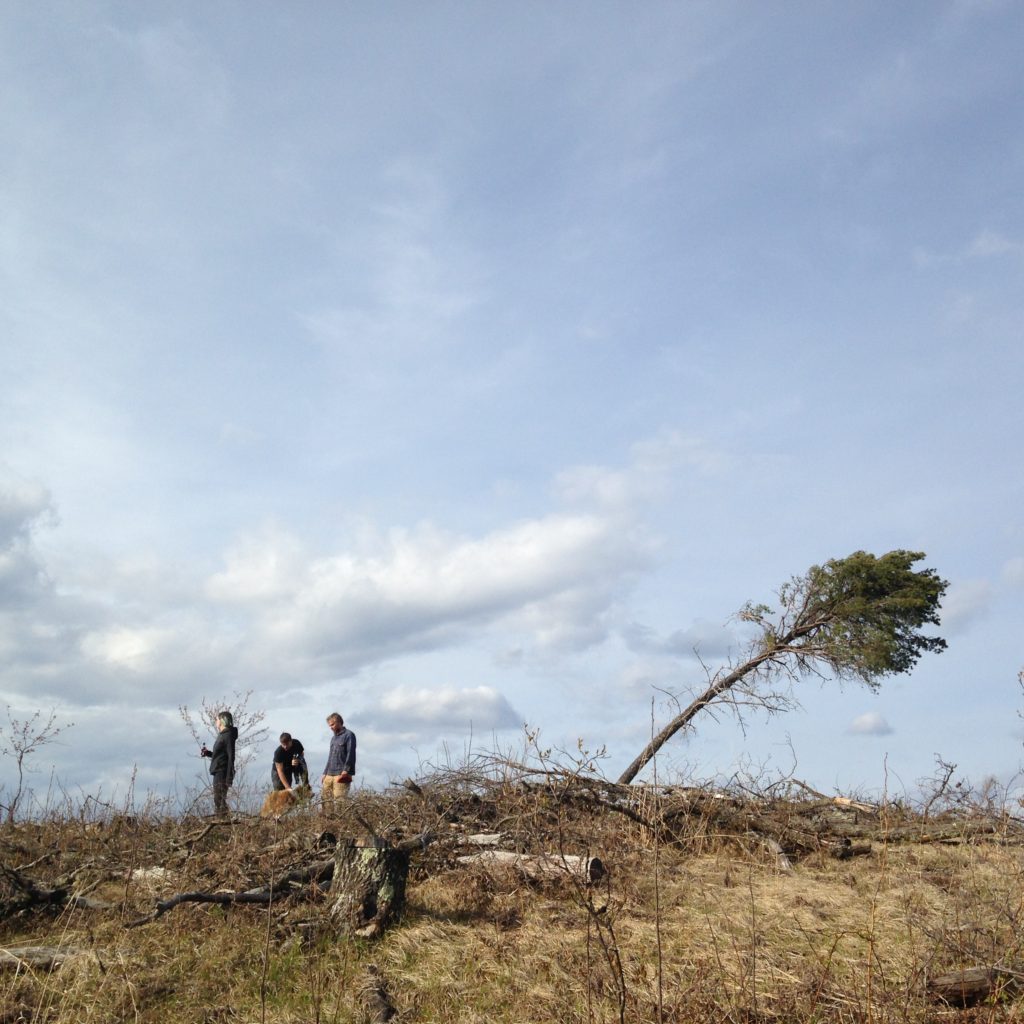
[618,549,948,785]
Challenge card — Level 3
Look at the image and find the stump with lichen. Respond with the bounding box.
[329,839,409,939]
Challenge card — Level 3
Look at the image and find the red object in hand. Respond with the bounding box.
[338,771,352,784]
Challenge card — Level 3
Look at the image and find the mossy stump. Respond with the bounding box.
[329,838,409,939]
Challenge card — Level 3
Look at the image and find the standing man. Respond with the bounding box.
[271,732,308,791]
[321,712,356,811]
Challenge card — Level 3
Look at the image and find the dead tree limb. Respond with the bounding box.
[125,890,278,928]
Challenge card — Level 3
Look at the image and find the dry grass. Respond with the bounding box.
[2,775,1024,1023]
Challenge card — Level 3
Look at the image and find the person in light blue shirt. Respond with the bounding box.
[321,712,356,811]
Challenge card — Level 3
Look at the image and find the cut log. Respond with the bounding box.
[464,833,504,846]
[456,850,605,883]
[330,840,409,939]
[827,840,872,860]
[832,796,877,813]
[0,946,86,972]
[927,966,1019,1006]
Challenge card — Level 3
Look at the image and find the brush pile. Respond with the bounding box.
[2,763,1024,1022]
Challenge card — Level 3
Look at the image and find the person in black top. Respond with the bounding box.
[271,733,308,791]
[200,710,238,817]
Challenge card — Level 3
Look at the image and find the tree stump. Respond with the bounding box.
[329,839,409,939]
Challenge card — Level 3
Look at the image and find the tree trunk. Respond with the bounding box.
[616,650,776,785]
[616,613,832,785]
[329,840,409,939]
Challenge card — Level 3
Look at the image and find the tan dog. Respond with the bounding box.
[259,783,311,819]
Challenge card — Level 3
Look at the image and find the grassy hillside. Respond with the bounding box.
[2,765,1023,1023]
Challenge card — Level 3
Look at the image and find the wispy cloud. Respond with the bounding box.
[914,229,1024,267]
[300,162,483,375]
[555,431,732,512]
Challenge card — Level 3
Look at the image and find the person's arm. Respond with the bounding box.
[337,732,355,782]
[275,759,290,788]
[226,734,235,783]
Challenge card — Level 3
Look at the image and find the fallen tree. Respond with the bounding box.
[619,550,948,784]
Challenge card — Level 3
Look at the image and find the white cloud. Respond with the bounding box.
[0,443,667,712]
[80,625,172,672]
[0,477,54,544]
[0,476,56,612]
[207,525,306,603]
[208,508,654,677]
[941,578,993,633]
[848,712,893,736]
[369,684,521,734]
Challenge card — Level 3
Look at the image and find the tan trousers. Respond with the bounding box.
[321,775,351,812]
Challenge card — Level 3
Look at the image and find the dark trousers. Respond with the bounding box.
[212,771,230,816]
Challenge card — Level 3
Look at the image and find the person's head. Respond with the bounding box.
[279,732,292,749]
[326,713,343,735]
[217,710,234,732]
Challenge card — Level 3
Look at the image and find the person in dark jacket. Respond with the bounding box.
[201,710,238,817]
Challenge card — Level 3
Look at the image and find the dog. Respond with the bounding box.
[259,782,312,819]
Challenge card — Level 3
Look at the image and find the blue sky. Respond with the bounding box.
[1,2,1022,807]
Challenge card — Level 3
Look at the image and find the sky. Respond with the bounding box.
[1,1,1023,811]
